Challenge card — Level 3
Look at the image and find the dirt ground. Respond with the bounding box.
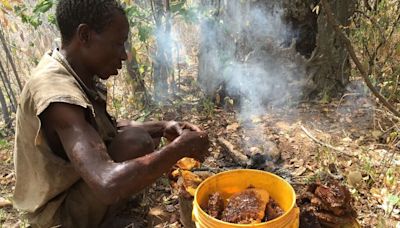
[1,94,399,227]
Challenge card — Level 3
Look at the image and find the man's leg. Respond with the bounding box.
[108,127,156,162]
[102,127,156,226]
[58,180,110,228]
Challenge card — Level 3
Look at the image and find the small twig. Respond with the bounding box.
[375,108,400,121]
[300,125,354,157]
[381,125,397,136]
[387,75,399,102]
[377,120,385,132]
[336,93,361,112]
[380,146,399,176]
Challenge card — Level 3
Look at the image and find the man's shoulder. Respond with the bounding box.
[23,58,91,116]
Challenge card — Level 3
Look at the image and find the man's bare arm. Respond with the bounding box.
[41,103,208,205]
[117,120,202,140]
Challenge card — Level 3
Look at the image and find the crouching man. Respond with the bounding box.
[13,0,209,227]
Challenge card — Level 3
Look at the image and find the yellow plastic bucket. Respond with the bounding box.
[193,169,299,228]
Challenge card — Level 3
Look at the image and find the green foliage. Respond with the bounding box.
[33,0,53,14]
[8,0,204,113]
[14,0,55,28]
[387,194,400,208]
[351,1,400,102]
[137,25,153,42]
[47,13,56,25]
[170,0,186,13]
[200,97,214,117]
[178,7,200,23]
[14,5,42,29]
[320,91,331,104]
[111,97,122,119]
[360,155,376,186]
[124,1,194,43]
[0,138,11,150]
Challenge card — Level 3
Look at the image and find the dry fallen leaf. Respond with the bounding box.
[0,197,12,208]
[251,117,263,124]
[371,130,382,139]
[249,147,262,154]
[293,167,307,176]
[176,157,200,170]
[226,122,240,132]
[180,170,203,196]
[171,169,180,179]
[342,137,352,143]
[347,171,362,187]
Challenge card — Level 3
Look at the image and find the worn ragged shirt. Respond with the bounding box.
[13,49,117,227]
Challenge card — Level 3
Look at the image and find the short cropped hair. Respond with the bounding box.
[56,0,125,44]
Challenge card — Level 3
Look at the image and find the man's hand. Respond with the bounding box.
[164,121,202,142]
[116,119,132,130]
[172,130,209,162]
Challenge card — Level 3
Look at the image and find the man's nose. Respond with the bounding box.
[121,42,129,61]
[121,48,128,61]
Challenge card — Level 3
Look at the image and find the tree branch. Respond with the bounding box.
[0,26,23,91]
[320,0,400,118]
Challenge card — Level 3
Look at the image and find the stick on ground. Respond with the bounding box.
[300,125,354,157]
[217,138,249,166]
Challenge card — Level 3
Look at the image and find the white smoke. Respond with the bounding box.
[198,1,305,121]
[152,1,307,162]
[195,1,307,166]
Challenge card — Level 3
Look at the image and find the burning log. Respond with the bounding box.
[246,141,281,169]
[298,179,358,227]
[217,137,249,166]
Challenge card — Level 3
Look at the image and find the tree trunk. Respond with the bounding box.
[293,0,356,98]
[152,0,172,103]
[0,60,17,112]
[125,37,150,107]
[0,86,11,129]
[0,26,23,91]
[198,0,222,97]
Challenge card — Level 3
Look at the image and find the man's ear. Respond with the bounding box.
[76,24,92,46]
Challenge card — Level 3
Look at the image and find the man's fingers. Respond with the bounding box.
[181,122,202,132]
[117,119,130,128]
[174,123,183,135]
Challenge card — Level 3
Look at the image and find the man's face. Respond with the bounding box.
[84,12,129,80]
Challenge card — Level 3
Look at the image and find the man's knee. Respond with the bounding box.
[108,127,155,162]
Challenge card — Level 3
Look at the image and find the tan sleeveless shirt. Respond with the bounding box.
[13,49,117,227]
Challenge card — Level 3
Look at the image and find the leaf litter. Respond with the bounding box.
[1,96,400,227]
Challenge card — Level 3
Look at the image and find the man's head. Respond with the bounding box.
[56,0,129,79]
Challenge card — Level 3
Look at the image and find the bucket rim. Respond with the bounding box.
[193,168,297,226]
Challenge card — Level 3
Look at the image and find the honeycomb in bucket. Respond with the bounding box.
[221,188,270,224]
[204,187,284,224]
